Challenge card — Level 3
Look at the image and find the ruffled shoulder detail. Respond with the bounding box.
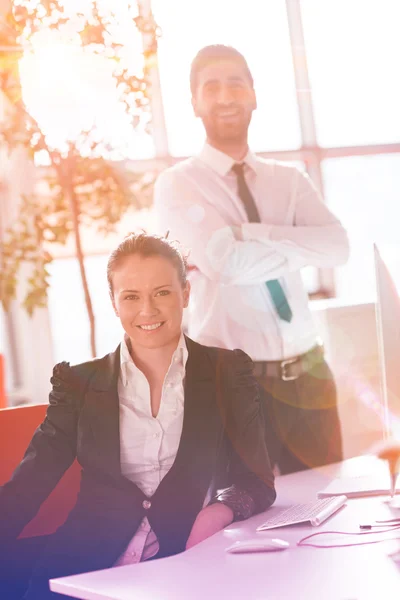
[232,348,257,386]
[233,348,254,369]
[50,361,71,388]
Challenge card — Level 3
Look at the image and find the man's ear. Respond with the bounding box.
[252,88,257,111]
[183,280,191,308]
[192,96,200,118]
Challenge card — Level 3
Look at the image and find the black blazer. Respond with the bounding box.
[0,337,275,585]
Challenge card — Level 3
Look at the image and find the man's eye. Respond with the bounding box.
[231,85,247,95]
[205,84,219,94]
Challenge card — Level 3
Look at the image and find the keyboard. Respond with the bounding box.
[256,495,347,531]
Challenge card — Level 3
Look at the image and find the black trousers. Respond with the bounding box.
[0,536,75,600]
[257,359,343,474]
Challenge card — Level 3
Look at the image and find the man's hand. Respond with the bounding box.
[185,502,234,550]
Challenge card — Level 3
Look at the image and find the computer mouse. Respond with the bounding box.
[226,538,290,554]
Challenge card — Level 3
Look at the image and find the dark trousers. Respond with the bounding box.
[257,359,343,474]
[0,536,74,600]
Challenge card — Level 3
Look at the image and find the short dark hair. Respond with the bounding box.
[190,44,254,95]
[107,232,188,295]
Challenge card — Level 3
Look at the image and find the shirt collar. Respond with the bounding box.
[174,332,189,370]
[198,142,258,176]
[119,332,188,387]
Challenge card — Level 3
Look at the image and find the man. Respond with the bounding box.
[154,44,350,474]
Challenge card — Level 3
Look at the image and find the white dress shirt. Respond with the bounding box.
[115,333,188,566]
[154,143,349,361]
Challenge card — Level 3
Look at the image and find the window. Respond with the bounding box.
[153,0,301,156]
[46,208,156,364]
[7,0,400,382]
[47,255,123,364]
[19,7,155,161]
[322,154,400,301]
[301,0,400,147]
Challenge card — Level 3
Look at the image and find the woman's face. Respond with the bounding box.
[111,254,190,352]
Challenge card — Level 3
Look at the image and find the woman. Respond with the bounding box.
[0,233,276,599]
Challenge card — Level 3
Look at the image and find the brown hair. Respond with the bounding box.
[190,44,254,95]
[107,232,188,295]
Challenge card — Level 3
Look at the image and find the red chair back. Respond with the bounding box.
[0,404,80,538]
[0,354,6,408]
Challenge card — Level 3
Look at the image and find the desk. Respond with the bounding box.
[51,456,400,600]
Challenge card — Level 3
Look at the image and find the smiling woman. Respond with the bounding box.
[107,234,190,379]
[0,231,276,600]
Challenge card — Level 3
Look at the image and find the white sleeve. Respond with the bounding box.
[241,169,350,268]
[154,169,303,286]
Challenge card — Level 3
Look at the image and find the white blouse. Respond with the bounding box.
[115,333,188,565]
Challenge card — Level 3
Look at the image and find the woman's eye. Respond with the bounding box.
[125,295,138,301]
[157,290,170,297]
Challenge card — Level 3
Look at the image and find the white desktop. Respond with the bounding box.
[50,458,400,600]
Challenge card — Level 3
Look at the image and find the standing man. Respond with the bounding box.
[154,45,350,474]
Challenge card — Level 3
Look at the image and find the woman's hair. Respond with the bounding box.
[107,232,188,295]
[190,44,254,95]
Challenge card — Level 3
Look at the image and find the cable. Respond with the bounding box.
[297,524,400,548]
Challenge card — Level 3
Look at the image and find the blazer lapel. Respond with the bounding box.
[173,337,222,474]
[80,338,222,492]
[80,346,121,478]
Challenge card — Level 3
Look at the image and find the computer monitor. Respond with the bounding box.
[317,247,400,498]
[374,244,400,442]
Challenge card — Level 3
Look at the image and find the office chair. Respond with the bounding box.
[0,404,80,538]
[0,354,6,408]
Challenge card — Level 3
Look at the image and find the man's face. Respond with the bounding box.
[111,254,190,352]
[192,59,256,146]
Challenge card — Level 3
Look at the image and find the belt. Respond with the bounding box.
[253,344,324,382]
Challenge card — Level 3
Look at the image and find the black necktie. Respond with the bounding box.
[232,163,293,322]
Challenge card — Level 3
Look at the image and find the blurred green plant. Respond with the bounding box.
[0,0,159,356]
